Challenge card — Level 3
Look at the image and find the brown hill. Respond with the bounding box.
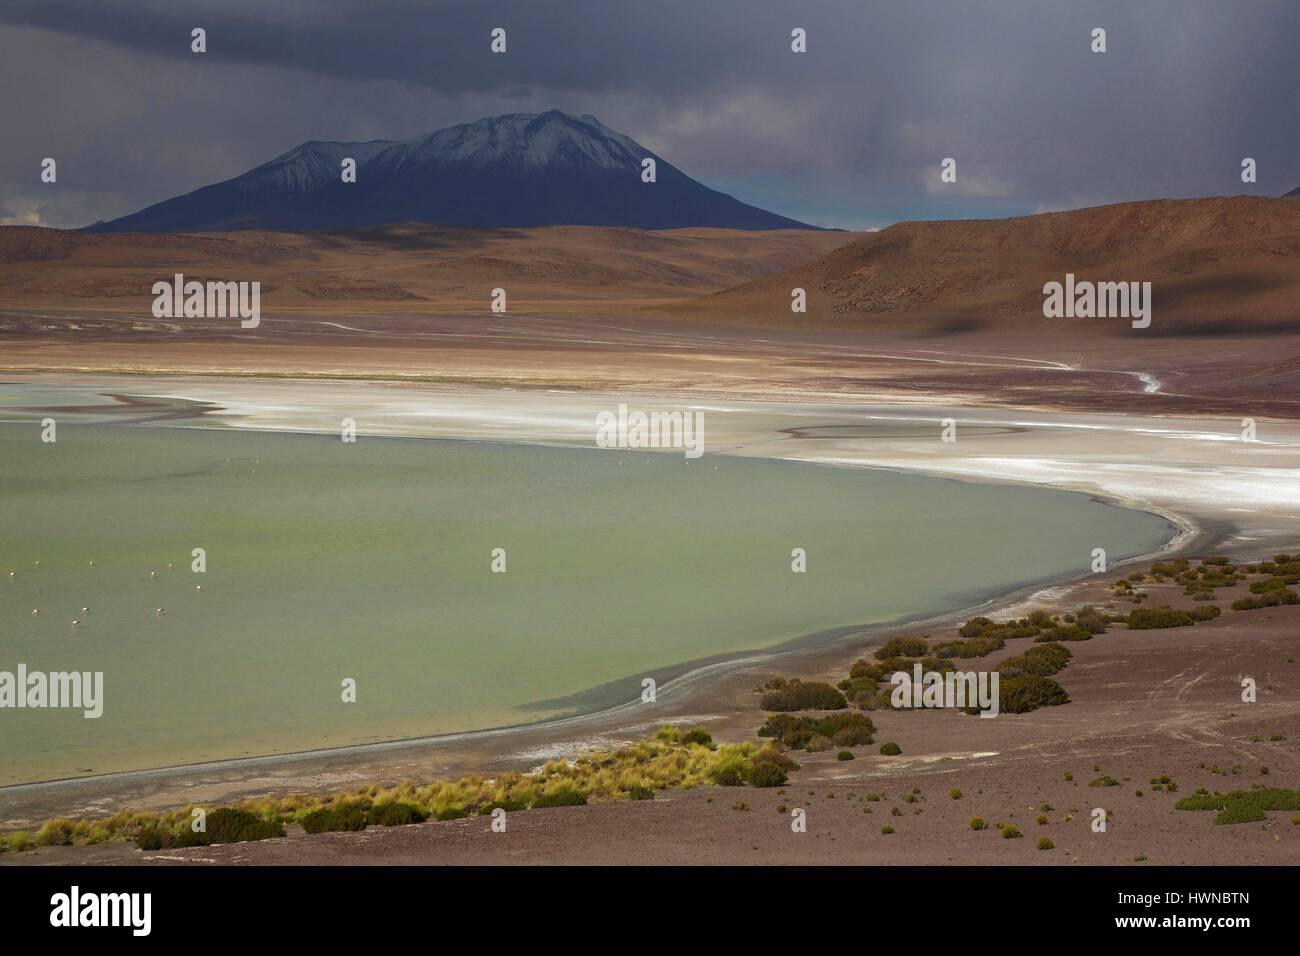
[0,223,850,315]
[671,197,1300,336]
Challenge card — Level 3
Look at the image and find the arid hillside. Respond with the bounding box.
[0,223,851,315]
[672,197,1300,336]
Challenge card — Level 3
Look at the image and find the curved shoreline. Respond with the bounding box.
[0,374,1275,820]
[1,476,1196,802]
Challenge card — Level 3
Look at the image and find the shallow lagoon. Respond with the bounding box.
[0,415,1174,785]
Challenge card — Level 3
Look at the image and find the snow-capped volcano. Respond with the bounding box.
[85,111,818,233]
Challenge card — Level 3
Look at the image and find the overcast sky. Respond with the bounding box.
[2,0,1296,230]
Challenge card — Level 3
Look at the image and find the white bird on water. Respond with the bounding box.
[31,609,39,615]
[81,607,90,614]
[150,570,157,578]
[195,585,204,591]
[156,608,165,616]
[71,620,80,627]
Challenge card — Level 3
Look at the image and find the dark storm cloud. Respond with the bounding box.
[1,0,1296,229]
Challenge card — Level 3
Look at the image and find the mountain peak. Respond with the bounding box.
[84,111,819,233]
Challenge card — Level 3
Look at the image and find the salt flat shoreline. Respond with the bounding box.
[0,371,1293,826]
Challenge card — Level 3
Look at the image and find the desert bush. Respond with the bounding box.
[1188,605,1222,621]
[301,806,368,834]
[207,808,285,844]
[1034,623,1093,642]
[879,742,901,756]
[746,762,788,788]
[1001,825,1022,839]
[836,750,854,761]
[1232,588,1299,611]
[1000,643,1072,678]
[1174,788,1300,825]
[709,755,749,786]
[933,635,1006,658]
[679,727,715,747]
[531,784,588,809]
[849,659,886,681]
[996,675,1070,714]
[969,817,987,830]
[368,802,428,826]
[1037,837,1054,850]
[875,636,930,659]
[757,712,875,749]
[1127,607,1194,629]
[759,680,847,712]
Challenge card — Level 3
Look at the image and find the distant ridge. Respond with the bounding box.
[84,111,819,234]
[672,196,1300,334]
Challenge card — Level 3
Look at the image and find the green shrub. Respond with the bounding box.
[1249,578,1287,594]
[836,750,854,761]
[368,802,428,826]
[1127,607,1194,629]
[208,808,285,844]
[757,712,874,749]
[626,785,655,801]
[1232,589,1299,611]
[1001,825,1022,839]
[875,636,930,660]
[1034,624,1093,642]
[301,806,368,834]
[933,635,1005,658]
[1037,837,1054,850]
[710,755,748,786]
[531,785,587,809]
[1089,776,1119,787]
[746,762,788,788]
[1000,643,1072,677]
[135,826,165,851]
[759,680,848,712]
[879,742,901,756]
[679,727,714,747]
[969,817,987,830]
[34,819,76,847]
[1174,788,1300,825]
[1188,605,1222,621]
[881,824,895,834]
[996,675,1070,714]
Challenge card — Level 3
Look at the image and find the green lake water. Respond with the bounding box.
[0,414,1174,785]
